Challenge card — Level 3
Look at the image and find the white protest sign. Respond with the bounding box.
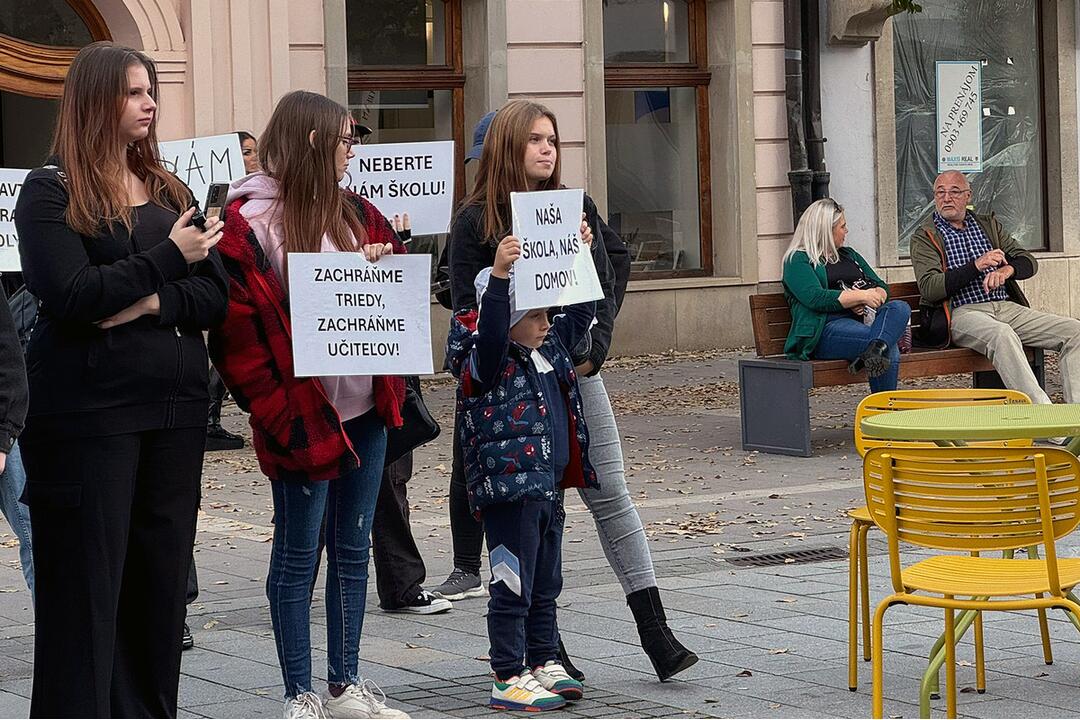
[287,252,434,377]
[936,61,983,173]
[0,169,28,272]
[510,188,603,311]
[341,141,454,236]
[158,133,246,206]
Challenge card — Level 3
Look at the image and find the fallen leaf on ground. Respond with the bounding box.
[202,619,219,630]
[736,670,753,677]
[404,643,420,649]
[768,648,790,655]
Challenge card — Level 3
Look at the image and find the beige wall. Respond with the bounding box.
[751,0,792,284]
[84,0,784,357]
[504,1,588,189]
[90,0,327,142]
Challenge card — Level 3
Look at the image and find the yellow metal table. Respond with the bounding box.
[859,403,1080,453]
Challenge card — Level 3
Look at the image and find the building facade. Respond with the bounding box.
[2,0,1077,357]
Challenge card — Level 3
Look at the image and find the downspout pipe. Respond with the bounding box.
[804,0,831,201]
[784,0,813,223]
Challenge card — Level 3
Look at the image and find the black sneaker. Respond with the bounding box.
[430,568,486,601]
[381,589,452,615]
[206,423,245,452]
[182,623,194,651]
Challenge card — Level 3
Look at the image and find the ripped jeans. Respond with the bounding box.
[266,409,386,699]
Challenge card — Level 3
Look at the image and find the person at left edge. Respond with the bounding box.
[14,41,228,718]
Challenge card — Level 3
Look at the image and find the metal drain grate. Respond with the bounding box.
[725,546,848,568]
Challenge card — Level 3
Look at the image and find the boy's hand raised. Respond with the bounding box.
[493,235,521,279]
[580,213,593,247]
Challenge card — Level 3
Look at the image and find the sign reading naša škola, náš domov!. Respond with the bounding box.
[0,169,28,272]
[287,252,434,377]
[510,188,604,312]
[0,133,247,273]
[936,60,983,173]
[340,140,455,237]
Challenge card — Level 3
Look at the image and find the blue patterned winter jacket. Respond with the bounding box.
[445,306,600,516]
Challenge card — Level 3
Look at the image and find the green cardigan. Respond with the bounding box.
[781,247,889,360]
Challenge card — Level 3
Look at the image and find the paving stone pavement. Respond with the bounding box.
[2,349,1080,718]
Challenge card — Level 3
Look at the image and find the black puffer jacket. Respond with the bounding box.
[447,193,630,374]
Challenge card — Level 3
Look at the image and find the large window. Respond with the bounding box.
[0,0,109,166]
[346,0,464,279]
[893,0,1045,253]
[602,0,712,278]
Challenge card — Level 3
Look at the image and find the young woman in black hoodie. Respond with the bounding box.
[14,42,227,718]
[441,100,697,682]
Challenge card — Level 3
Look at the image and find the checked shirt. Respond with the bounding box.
[933,211,1008,308]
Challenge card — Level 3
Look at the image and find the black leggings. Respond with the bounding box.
[449,417,484,575]
[21,425,205,718]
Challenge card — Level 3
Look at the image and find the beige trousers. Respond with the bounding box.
[951,301,1080,404]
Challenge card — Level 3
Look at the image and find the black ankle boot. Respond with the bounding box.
[848,339,890,378]
[627,586,698,681]
[557,637,586,682]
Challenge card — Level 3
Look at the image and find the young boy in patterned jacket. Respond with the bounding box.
[445,234,599,711]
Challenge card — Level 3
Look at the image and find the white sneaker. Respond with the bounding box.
[490,669,566,712]
[532,660,584,700]
[285,691,325,719]
[322,680,411,719]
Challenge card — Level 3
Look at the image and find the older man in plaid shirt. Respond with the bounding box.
[910,170,1080,410]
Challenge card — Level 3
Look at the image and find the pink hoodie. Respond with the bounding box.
[226,173,374,422]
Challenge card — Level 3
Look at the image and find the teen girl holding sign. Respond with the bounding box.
[445,99,698,683]
[210,91,410,720]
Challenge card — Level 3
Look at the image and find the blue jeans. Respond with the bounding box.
[266,410,386,699]
[0,442,32,596]
[814,300,911,392]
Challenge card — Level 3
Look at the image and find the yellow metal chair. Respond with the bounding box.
[848,389,1033,692]
[864,446,1080,718]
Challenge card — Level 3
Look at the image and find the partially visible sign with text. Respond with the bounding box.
[936,61,983,173]
[0,169,29,272]
[159,133,246,205]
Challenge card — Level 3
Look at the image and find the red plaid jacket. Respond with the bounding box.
[209,193,405,482]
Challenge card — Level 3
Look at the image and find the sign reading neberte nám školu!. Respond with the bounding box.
[341,141,455,237]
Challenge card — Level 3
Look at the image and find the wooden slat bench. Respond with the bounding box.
[738,282,1045,456]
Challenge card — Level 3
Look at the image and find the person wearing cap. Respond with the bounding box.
[445,227,596,711]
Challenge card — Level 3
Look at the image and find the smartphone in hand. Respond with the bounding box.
[189,182,231,231]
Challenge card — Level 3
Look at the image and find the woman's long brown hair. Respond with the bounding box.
[51,42,190,236]
[259,90,366,256]
[459,99,562,242]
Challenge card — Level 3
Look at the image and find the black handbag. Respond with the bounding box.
[385,375,441,467]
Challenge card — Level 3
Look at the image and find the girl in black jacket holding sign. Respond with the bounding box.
[14,42,227,718]
[438,99,697,682]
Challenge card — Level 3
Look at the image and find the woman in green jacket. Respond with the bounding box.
[781,198,911,391]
